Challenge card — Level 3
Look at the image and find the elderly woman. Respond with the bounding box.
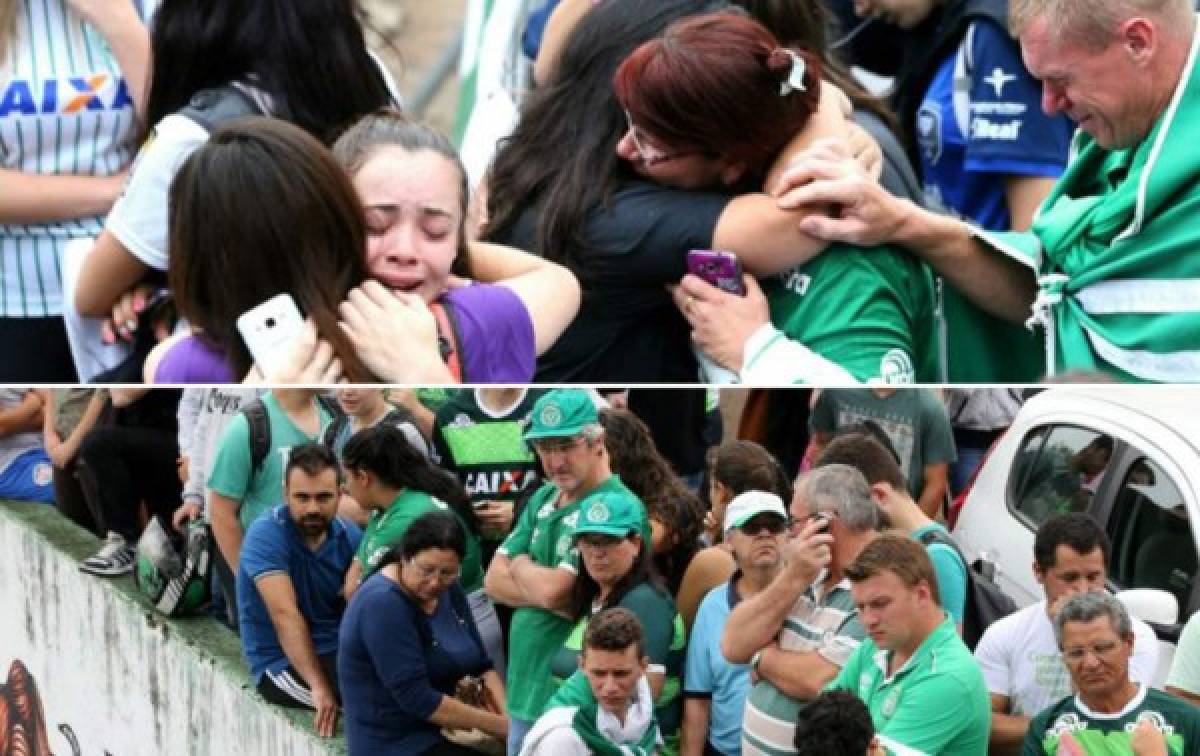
[546,490,685,753]
[337,511,507,755]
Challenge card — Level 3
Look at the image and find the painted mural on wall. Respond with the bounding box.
[0,659,101,756]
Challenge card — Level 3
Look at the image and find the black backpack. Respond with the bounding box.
[242,394,344,474]
[917,529,1018,649]
[179,84,266,131]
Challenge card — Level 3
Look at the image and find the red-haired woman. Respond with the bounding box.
[483,0,870,384]
[615,13,940,384]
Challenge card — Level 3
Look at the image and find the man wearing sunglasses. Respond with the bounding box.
[723,464,883,756]
[682,490,790,756]
[484,388,649,755]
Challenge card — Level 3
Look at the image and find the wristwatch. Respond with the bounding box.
[750,649,764,672]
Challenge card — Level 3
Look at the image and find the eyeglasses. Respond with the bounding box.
[531,436,586,455]
[738,515,788,536]
[1062,639,1123,664]
[623,109,707,167]
[408,559,461,583]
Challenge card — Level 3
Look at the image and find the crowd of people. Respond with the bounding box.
[2,385,1196,754]
[5,0,1200,383]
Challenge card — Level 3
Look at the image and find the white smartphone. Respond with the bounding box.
[236,293,305,376]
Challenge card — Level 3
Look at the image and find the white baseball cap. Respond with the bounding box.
[723,491,788,533]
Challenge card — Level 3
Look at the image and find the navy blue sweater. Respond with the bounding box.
[338,573,491,755]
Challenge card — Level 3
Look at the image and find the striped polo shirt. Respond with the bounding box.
[0,0,143,316]
[742,577,865,756]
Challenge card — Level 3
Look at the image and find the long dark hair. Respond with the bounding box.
[599,408,703,595]
[570,534,665,621]
[483,0,726,265]
[731,0,899,132]
[167,118,374,381]
[342,423,480,534]
[144,0,391,143]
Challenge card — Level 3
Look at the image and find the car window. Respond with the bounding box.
[1107,456,1196,615]
[1010,425,1114,529]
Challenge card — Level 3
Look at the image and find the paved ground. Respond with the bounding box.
[360,0,468,136]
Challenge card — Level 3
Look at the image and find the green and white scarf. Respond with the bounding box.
[522,671,660,756]
[978,17,1200,382]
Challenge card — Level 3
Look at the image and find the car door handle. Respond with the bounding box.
[974,553,1000,582]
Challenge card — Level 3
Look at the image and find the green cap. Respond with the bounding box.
[524,389,598,441]
[574,491,645,539]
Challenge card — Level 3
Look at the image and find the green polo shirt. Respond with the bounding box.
[499,475,648,721]
[355,489,483,593]
[828,614,990,755]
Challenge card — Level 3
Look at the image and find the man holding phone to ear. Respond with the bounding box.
[722,465,883,756]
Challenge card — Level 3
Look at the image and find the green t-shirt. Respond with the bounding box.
[1022,687,1200,756]
[941,282,1045,382]
[432,389,545,539]
[548,583,686,748]
[828,615,991,755]
[207,393,334,531]
[911,523,967,625]
[810,388,956,501]
[355,489,484,593]
[764,242,939,384]
[500,475,648,720]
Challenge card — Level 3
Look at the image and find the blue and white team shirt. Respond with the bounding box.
[916,18,1074,230]
[0,0,144,317]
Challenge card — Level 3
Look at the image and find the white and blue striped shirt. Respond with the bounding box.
[0,0,142,317]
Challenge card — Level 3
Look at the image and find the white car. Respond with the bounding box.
[952,387,1199,683]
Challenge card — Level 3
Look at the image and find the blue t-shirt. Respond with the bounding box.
[916,18,1073,230]
[912,523,967,625]
[236,505,361,682]
[684,579,750,756]
[338,572,492,755]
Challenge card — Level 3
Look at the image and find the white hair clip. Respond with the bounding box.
[779,50,807,96]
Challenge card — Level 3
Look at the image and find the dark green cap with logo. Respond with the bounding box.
[573,490,645,539]
[524,389,599,441]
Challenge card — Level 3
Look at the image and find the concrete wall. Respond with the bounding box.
[0,501,346,756]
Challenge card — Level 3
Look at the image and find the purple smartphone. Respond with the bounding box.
[687,250,746,296]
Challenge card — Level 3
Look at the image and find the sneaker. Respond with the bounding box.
[80,532,136,577]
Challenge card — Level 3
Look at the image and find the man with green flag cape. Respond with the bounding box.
[771,0,1200,382]
[521,608,662,756]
